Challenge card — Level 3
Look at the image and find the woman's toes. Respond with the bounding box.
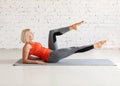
[102,40,107,44]
[94,40,107,48]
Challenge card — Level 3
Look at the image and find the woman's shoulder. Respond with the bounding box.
[33,42,41,45]
[29,42,40,44]
[24,42,41,47]
[23,43,32,50]
[24,42,40,47]
[35,42,40,44]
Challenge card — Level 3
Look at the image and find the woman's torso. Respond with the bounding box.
[29,42,51,61]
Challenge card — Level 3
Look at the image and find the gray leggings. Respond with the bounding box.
[48,27,94,63]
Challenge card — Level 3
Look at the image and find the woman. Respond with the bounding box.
[21,21,106,64]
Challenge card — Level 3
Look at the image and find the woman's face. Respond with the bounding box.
[29,31,34,41]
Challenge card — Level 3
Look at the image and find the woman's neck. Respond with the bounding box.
[26,41,34,44]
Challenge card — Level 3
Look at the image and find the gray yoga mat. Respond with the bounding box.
[13,59,116,66]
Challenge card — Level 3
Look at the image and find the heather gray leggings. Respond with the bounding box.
[48,27,94,63]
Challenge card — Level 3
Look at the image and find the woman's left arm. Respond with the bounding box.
[28,55,40,60]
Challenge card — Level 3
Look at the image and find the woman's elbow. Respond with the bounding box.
[22,59,28,64]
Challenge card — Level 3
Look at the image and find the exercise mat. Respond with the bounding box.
[13,59,116,66]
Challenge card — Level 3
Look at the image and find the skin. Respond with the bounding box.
[22,21,106,64]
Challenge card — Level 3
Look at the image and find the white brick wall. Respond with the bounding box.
[0,0,120,49]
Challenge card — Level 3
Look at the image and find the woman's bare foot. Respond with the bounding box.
[94,40,107,48]
[69,21,84,30]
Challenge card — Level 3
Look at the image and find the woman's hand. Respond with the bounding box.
[36,60,47,65]
[69,21,84,30]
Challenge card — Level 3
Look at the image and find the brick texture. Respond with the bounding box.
[0,0,120,49]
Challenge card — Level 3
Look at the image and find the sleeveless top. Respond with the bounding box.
[29,42,51,62]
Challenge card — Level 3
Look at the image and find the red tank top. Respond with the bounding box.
[29,42,51,62]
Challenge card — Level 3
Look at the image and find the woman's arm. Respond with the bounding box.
[28,55,40,60]
[22,44,46,64]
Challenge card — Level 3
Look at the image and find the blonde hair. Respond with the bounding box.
[21,29,31,43]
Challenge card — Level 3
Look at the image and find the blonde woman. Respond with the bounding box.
[21,21,106,64]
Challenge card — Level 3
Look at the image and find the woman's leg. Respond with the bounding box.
[48,45,94,63]
[48,40,106,63]
[48,27,70,50]
[48,21,85,50]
